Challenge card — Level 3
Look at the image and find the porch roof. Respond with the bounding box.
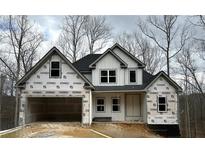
[94,85,147,92]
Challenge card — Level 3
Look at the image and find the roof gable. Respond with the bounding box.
[89,48,128,69]
[111,43,145,68]
[16,47,94,89]
[145,71,182,92]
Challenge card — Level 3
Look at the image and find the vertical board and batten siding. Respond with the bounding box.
[146,76,178,124]
[92,93,146,122]
[19,54,91,125]
[92,93,125,121]
[92,53,125,86]
[92,51,143,86]
[112,47,143,85]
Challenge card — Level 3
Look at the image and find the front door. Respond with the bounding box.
[126,94,141,120]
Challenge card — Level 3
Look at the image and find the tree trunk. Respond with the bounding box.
[186,98,191,137]
[14,61,20,127]
[89,41,94,54]
[0,95,1,130]
[167,51,170,76]
[14,88,19,127]
[10,80,14,96]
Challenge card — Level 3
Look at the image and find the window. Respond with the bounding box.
[50,61,60,77]
[100,70,116,83]
[96,98,105,112]
[158,96,167,112]
[109,70,116,83]
[129,70,136,83]
[112,98,120,112]
[101,71,108,83]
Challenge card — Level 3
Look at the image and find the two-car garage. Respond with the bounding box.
[25,97,82,123]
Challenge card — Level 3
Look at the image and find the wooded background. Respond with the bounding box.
[0,96,15,131]
[0,15,204,136]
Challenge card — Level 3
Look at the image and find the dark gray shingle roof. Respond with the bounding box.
[73,54,156,91]
[73,54,102,72]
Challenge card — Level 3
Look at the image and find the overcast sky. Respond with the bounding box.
[29,15,140,55]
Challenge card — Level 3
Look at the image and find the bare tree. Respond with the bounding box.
[116,32,164,74]
[57,15,87,62]
[177,46,204,96]
[116,32,138,56]
[189,15,205,61]
[0,15,44,126]
[177,47,192,137]
[84,16,112,54]
[177,42,205,137]
[138,15,190,76]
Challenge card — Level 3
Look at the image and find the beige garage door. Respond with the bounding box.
[25,97,82,123]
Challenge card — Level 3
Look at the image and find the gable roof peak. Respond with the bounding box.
[110,43,146,67]
[146,70,182,92]
[89,48,128,68]
[16,46,94,89]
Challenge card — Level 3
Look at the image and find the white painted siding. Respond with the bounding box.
[124,68,143,85]
[92,53,125,86]
[112,47,143,85]
[112,47,138,67]
[92,51,143,86]
[147,76,178,125]
[92,93,125,121]
[92,92,146,122]
[113,47,143,85]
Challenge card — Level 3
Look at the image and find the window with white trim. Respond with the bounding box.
[50,61,60,77]
[158,96,167,112]
[129,70,136,83]
[112,98,120,112]
[96,98,105,112]
[100,70,116,83]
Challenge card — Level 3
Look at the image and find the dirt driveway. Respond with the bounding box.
[91,123,161,138]
[0,122,160,138]
[0,122,103,138]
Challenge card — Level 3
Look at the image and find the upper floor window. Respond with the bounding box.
[100,70,116,83]
[129,70,136,83]
[50,61,60,78]
[158,96,167,112]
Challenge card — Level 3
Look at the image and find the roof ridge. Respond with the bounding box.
[73,53,102,64]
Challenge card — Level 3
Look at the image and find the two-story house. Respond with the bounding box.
[16,43,182,126]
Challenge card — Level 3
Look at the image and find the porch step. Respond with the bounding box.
[93,117,112,122]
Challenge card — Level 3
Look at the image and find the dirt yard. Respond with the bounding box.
[91,123,161,138]
[0,122,103,138]
[0,122,161,138]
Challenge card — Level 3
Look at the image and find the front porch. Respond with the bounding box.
[92,92,147,123]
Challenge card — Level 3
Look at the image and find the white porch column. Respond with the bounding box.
[89,90,92,125]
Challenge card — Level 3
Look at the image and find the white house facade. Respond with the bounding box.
[16,43,182,126]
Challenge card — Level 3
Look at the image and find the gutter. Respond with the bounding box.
[92,90,147,93]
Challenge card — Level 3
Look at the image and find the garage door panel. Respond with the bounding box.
[26,97,82,123]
